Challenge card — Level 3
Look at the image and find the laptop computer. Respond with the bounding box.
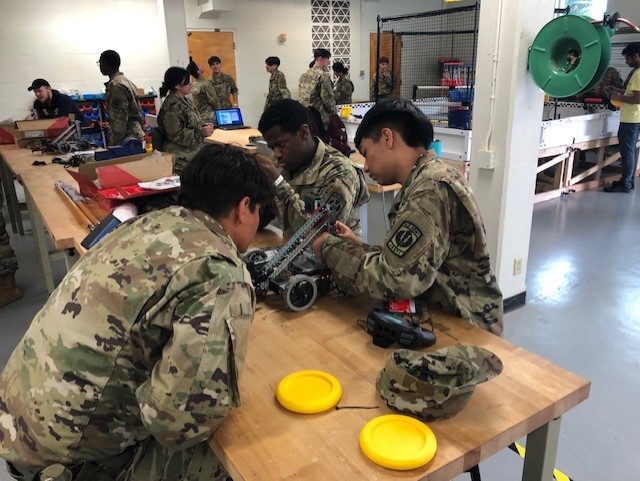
[215,108,249,130]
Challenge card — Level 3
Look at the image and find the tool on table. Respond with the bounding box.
[362,301,436,349]
[55,180,100,230]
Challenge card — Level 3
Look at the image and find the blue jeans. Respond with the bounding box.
[618,122,640,188]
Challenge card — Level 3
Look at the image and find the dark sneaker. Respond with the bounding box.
[604,183,630,193]
[610,180,635,190]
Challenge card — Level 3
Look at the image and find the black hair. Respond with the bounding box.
[258,99,311,135]
[159,67,190,98]
[332,62,348,75]
[355,98,434,150]
[186,57,200,79]
[99,50,121,70]
[208,55,221,65]
[313,48,331,60]
[179,143,274,219]
[622,42,640,58]
[265,56,280,67]
[378,56,389,64]
[309,60,315,68]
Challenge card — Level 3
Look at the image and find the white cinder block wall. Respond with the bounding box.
[0,0,170,122]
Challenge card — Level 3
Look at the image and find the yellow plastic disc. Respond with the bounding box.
[276,370,342,414]
[359,414,437,470]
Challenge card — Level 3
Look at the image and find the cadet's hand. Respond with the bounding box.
[312,232,331,260]
[334,221,362,246]
[254,153,280,181]
[203,123,214,136]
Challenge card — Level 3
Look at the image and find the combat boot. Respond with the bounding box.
[0,274,23,308]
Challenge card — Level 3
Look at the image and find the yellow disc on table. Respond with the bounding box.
[276,370,342,414]
[359,414,437,470]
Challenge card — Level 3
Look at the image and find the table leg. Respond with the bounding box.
[522,417,561,481]
[0,156,24,235]
[25,189,55,293]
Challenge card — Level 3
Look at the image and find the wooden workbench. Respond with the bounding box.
[209,292,590,481]
[205,128,263,154]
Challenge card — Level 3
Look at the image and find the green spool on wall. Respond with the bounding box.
[529,15,614,98]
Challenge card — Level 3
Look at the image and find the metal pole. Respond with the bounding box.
[376,15,381,102]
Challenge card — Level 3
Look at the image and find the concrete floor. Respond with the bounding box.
[2,188,640,480]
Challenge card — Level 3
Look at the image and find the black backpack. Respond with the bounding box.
[307,107,352,157]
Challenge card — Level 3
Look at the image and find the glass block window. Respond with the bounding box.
[311,0,351,70]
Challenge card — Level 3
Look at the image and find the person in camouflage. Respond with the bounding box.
[370,56,394,101]
[299,48,336,129]
[157,67,214,173]
[187,58,214,123]
[264,56,291,110]
[332,62,354,105]
[256,99,369,238]
[585,66,624,99]
[0,194,22,308]
[0,143,274,481]
[202,55,238,115]
[312,99,503,335]
[98,50,145,146]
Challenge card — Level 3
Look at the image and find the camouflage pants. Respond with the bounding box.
[0,193,18,278]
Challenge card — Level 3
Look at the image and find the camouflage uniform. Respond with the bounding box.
[370,73,394,101]
[0,194,17,278]
[265,70,291,110]
[333,75,354,105]
[275,138,370,238]
[588,66,624,98]
[319,150,503,335]
[299,66,336,129]
[202,73,238,112]
[192,78,215,122]
[0,206,255,480]
[157,93,208,173]
[104,72,145,146]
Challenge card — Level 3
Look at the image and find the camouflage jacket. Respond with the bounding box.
[299,66,336,128]
[265,70,291,110]
[320,150,503,335]
[0,194,17,277]
[276,138,370,238]
[333,75,354,105]
[157,93,207,173]
[192,78,215,122]
[202,73,238,112]
[370,72,394,100]
[0,206,255,469]
[104,72,145,146]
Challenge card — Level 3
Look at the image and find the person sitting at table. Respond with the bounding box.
[311,98,503,335]
[26,78,83,122]
[256,98,370,238]
[0,143,273,481]
[157,67,214,173]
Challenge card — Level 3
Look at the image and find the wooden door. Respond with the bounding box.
[187,31,237,85]
[370,32,402,97]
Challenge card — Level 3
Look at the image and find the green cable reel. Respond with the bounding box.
[529,15,614,98]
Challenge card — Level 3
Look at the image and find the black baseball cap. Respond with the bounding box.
[28,79,51,91]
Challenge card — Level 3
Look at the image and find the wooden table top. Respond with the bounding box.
[1,144,106,253]
[205,128,263,153]
[209,290,590,480]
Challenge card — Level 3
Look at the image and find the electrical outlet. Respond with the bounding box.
[513,258,523,276]
[476,149,495,170]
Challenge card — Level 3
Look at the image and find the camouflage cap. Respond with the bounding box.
[376,345,503,421]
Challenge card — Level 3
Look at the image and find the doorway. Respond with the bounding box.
[187,31,237,85]
[370,32,402,97]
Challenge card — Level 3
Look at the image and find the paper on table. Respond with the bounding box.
[138,175,181,190]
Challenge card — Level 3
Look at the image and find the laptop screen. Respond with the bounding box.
[215,108,244,126]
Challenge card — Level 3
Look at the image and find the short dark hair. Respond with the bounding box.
[179,144,274,219]
[159,67,190,98]
[258,99,311,135]
[313,48,331,60]
[265,56,280,67]
[622,42,640,58]
[208,55,221,65]
[332,62,348,75]
[378,56,389,64]
[99,50,121,70]
[355,98,434,150]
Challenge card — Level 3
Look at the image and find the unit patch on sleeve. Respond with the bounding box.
[326,191,346,214]
[387,221,422,257]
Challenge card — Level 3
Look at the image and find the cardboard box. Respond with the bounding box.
[14,117,69,141]
[66,152,175,212]
[0,122,18,144]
